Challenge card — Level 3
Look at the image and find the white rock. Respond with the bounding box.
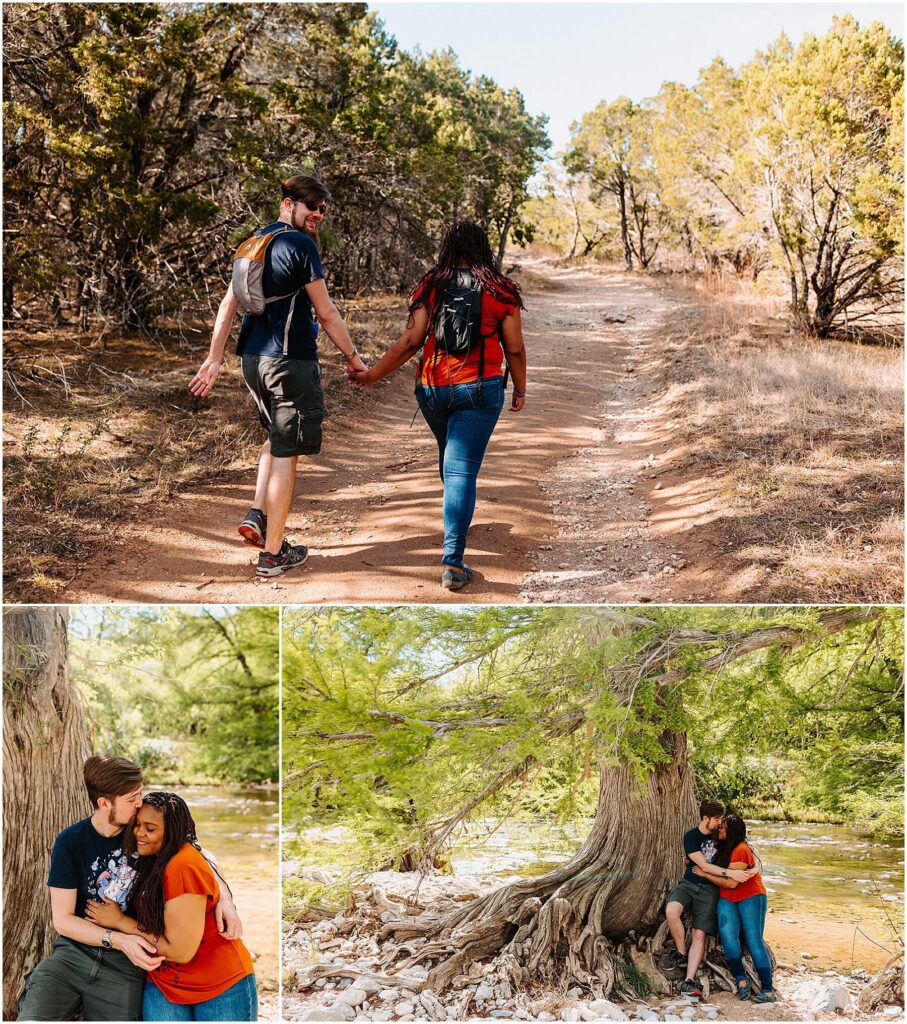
[587,1000,630,1022]
[568,987,584,998]
[300,1010,351,1023]
[562,1009,580,1022]
[664,1016,682,1022]
[881,1007,903,1018]
[536,1014,557,1022]
[476,985,495,1002]
[334,987,368,1007]
[379,989,400,1002]
[358,978,383,995]
[395,1001,415,1018]
[639,1012,661,1022]
[371,1013,393,1022]
[808,982,852,1013]
[408,965,430,979]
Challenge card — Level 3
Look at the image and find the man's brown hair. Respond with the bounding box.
[699,799,725,819]
[280,174,331,205]
[83,755,143,809]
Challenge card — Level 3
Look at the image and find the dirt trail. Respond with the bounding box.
[66,258,743,605]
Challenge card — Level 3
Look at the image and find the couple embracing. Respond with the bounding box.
[665,799,776,1004]
[190,175,528,592]
[19,756,257,1022]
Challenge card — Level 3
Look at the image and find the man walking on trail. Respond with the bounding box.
[663,800,757,998]
[189,175,367,578]
[19,755,242,1022]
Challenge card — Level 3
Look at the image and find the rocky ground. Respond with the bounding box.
[281,870,903,1023]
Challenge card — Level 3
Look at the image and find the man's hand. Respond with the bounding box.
[113,932,165,971]
[189,357,222,398]
[86,897,127,929]
[728,867,758,883]
[346,352,368,376]
[347,366,372,388]
[214,891,243,940]
[510,392,525,412]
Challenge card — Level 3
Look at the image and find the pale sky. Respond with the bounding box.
[371,2,904,153]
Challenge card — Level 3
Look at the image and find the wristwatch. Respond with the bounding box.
[722,869,729,878]
[344,347,359,361]
[102,929,113,949]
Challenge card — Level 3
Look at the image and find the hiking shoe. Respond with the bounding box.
[441,564,473,590]
[256,540,308,578]
[664,951,688,972]
[751,990,776,1003]
[679,979,702,999]
[239,508,267,548]
[736,980,752,1001]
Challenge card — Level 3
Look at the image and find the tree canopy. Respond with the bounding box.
[283,605,903,881]
[3,2,549,329]
[542,16,903,337]
[71,605,279,782]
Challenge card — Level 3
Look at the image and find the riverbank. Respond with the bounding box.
[282,868,903,1023]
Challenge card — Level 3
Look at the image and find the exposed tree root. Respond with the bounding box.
[857,953,904,1012]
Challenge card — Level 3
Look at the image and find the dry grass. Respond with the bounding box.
[662,275,904,602]
[2,296,412,602]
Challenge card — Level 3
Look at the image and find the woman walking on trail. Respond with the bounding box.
[350,221,528,591]
[87,792,258,1021]
[693,814,777,1003]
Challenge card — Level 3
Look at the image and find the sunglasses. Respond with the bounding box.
[295,199,327,214]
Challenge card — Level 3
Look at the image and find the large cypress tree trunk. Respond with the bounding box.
[3,608,91,1019]
[377,731,695,997]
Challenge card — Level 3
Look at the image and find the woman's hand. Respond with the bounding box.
[510,392,525,412]
[86,897,128,929]
[189,357,222,398]
[347,366,374,387]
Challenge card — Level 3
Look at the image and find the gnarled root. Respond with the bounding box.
[857,953,904,1012]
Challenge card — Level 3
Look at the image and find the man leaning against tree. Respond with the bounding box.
[18,755,242,1022]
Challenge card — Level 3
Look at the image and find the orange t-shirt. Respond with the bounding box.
[720,842,767,903]
[149,845,254,1004]
[413,277,517,386]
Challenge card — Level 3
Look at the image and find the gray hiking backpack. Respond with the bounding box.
[231,224,300,315]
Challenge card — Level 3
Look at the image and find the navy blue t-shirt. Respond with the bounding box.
[236,221,325,359]
[682,825,719,885]
[47,817,138,919]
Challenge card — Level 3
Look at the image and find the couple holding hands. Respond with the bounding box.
[190,175,528,591]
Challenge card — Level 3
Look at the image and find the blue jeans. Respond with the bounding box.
[718,894,773,991]
[142,974,257,1021]
[416,376,505,567]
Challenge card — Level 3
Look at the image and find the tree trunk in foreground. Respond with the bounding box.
[3,608,91,1019]
[380,731,696,997]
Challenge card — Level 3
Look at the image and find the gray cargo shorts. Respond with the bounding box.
[241,355,326,458]
[18,936,145,1021]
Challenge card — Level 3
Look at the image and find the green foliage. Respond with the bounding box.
[284,605,903,884]
[553,16,903,335]
[3,3,548,327]
[72,606,278,782]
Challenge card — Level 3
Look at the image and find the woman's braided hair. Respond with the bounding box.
[411,221,524,323]
[124,792,201,938]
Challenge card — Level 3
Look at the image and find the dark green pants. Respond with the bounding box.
[19,936,145,1021]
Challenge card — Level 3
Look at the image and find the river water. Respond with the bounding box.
[445,818,903,972]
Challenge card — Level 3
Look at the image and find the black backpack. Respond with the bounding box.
[433,271,484,356]
[426,270,495,395]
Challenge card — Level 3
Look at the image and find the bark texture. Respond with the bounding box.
[381,732,696,997]
[3,607,91,1019]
